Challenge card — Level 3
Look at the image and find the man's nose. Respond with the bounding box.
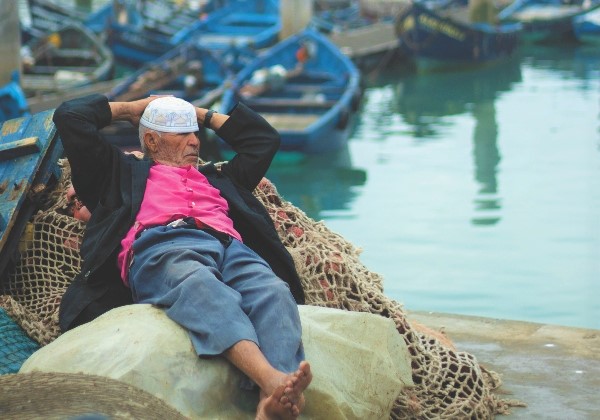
[188,133,200,146]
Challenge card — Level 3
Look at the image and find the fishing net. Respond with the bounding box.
[1,158,522,418]
[0,307,40,374]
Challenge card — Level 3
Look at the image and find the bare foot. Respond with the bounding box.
[256,384,294,420]
[284,361,312,414]
[255,362,312,420]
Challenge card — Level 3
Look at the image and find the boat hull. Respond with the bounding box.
[0,110,62,278]
[499,1,600,43]
[220,29,362,155]
[573,9,600,43]
[395,3,521,65]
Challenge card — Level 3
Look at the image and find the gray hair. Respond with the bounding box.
[138,124,162,157]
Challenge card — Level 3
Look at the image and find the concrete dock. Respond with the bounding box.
[408,311,600,419]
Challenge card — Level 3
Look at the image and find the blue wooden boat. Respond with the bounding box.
[0,110,63,278]
[105,0,279,68]
[106,40,230,104]
[0,72,30,124]
[19,0,111,43]
[190,0,280,52]
[395,1,522,67]
[573,7,600,43]
[105,0,215,67]
[20,23,114,96]
[219,28,362,155]
[498,0,600,42]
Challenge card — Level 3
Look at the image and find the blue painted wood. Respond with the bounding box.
[396,1,522,65]
[0,72,30,125]
[220,28,362,155]
[106,39,231,104]
[106,0,279,67]
[573,8,600,43]
[21,23,114,96]
[0,110,62,278]
[499,0,600,43]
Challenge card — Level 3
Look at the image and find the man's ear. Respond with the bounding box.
[144,131,158,153]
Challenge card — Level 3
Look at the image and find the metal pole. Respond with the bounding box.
[279,0,313,41]
[0,1,22,85]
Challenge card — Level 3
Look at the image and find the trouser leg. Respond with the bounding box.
[220,239,305,376]
[129,226,259,355]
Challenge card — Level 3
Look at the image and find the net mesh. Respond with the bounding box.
[1,159,522,418]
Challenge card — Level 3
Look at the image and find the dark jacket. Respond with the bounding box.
[53,94,304,332]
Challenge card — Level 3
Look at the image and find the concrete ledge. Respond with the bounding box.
[408,311,600,419]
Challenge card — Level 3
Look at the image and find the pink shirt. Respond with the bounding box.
[117,163,242,283]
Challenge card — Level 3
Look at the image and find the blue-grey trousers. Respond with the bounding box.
[128,225,305,385]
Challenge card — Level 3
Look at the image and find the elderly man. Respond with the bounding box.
[53,94,311,419]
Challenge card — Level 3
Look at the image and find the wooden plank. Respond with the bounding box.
[0,137,41,161]
[284,84,345,93]
[260,113,321,131]
[245,97,336,108]
[328,22,399,58]
[0,110,62,278]
[27,77,125,113]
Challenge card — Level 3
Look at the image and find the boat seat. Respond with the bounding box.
[259,113,322,131]
[283,84,345,94]
[25,66,99,75]
[47,49,100,61]
[244,97,337,108]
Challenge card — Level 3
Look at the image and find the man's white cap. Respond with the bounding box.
[140,97,199,133]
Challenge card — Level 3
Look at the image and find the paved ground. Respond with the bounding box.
[408,311,600,419]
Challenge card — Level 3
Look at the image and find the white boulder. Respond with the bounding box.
[21,304,413,419]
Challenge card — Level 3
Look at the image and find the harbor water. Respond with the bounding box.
[266,43,600,330]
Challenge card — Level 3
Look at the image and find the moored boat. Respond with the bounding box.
[573,7,600,43]
[105,0,279,68]
[219,28,362,155]
[0,109,63,278]
[395,1,522,67]
[19,0,112,43]
[498,0,600,43]
[20,23,114,97]
[106,40,230,105]
[105,0,213,67]
[189,0,280,54]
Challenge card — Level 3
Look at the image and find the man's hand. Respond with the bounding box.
[109,95,167,127]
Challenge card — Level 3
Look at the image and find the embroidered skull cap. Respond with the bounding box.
[140,96,199,133]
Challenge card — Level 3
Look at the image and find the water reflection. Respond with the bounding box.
[391,59,522,136]
[471,100,500,225]
[383,59,521,225]
[266,146,367,220]
[308,45,599,328]
[520,43,600,83]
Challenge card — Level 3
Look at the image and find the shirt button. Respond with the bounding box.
[191,202,196,207]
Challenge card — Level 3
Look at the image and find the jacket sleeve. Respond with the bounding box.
[53,94,117,211]
[215,102,280,191]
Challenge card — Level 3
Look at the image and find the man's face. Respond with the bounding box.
[147,131,200,167]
